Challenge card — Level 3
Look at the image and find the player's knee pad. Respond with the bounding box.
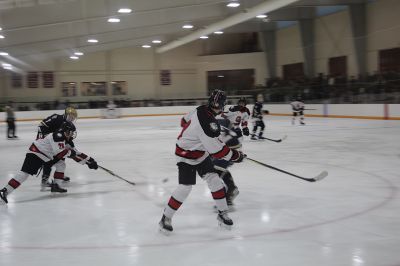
[14,171,29,184]
[173,184,192,202]
[54,160,66,172]
[204,173,224,192]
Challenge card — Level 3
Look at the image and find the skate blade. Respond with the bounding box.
[159,227,172,235]
[218,221,233,230]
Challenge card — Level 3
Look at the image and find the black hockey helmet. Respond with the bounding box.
[237,97,247,106]
[59,121,77,139]
[208,89,226,111]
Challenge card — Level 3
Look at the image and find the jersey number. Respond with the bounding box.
[178,120,191,139]
[58,143,65,149]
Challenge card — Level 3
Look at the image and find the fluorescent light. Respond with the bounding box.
[0,35,4,39]
[108,18,120,23]
[118,8,132,13]
[199,36,208,39]
[74,52,84,56]
[218,75,224,78]
[0,52,9,56]
[0,27,2,31]
[87,39,98,43]
[214,31,223,34]
[256,14,267,18]
[227,2,240,7]
[70,56,79,60]
[152,40,162,44]
[3,66,12,70]
[182,24,193,29]
[2,63,11,67]
[142,45,151,48]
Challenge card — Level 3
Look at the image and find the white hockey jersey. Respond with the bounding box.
[290,101,305,112]
[28,132,72,162]
[221,105,250,129]
[175,105,235,165]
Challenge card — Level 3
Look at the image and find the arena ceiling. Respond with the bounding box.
[0,0,370,61]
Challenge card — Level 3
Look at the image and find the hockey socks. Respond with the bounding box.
[163,184,192,219]
[4,171,29,195]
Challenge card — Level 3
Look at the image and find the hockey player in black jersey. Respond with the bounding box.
[251,94,269,140]
[159,90,246,233]
[37,107,78,187]
[0,121,98,204]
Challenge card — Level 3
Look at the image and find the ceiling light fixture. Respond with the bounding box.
[0,27,2,31]
[214,31,224,34]
[0,52,9,56]
[256,14,267,18]
[182,24,194,29]
[199,36,209,39]
[118,8,132,13]
[108,18,120,23]
[87,39,98,43]
[227,2,240,8]
[70,56,79,60]
[0,35,5,39]
[74,52,84,56]
[2,63,11,67]
[142,45,151,48]
[152,40,162,44]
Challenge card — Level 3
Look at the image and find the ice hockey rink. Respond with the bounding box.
[0,115,399,266]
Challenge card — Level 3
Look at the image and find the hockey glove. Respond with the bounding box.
[86,158,98,170]
[242,127,250,136]
[230,150,246,163]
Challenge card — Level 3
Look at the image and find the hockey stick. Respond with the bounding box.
[246,157,328,182]
[99,165,136,186]
[258,135,287,143]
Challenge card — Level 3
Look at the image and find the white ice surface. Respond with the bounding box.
[0,116,399,266]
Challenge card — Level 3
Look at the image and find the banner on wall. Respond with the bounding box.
[27,71,39,88]
[81,82,107,96]
[42,71,54,88]
[11,73,22,88]
[160,70,171,86]
[61,82,77,97]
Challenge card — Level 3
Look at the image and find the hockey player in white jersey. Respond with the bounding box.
[159,90,246,233]
[214,97,250,206]
[0,121,98,204]
[290,97,305,125]
[221,97,250,141]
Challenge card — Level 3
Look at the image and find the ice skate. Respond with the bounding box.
[0,188,8,204]
[41,176,52,191]
[250,134,258,140]
[226,187,239,206]
[217,210,233,229]
[62,176,71,182]
[159,214,173,234]
[51,183,67,193]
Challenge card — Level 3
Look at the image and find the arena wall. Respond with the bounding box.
[2,104,399,122]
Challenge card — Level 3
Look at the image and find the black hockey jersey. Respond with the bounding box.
[38,114,66,136]
[252,102,263,120]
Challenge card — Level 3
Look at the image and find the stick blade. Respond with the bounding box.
[313,171,328,182]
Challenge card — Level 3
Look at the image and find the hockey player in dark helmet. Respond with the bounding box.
[37,106,78,188]
[208,89,227,113]
[251,94,269,140]
[159,89,246,234]
[0,121,98,204]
